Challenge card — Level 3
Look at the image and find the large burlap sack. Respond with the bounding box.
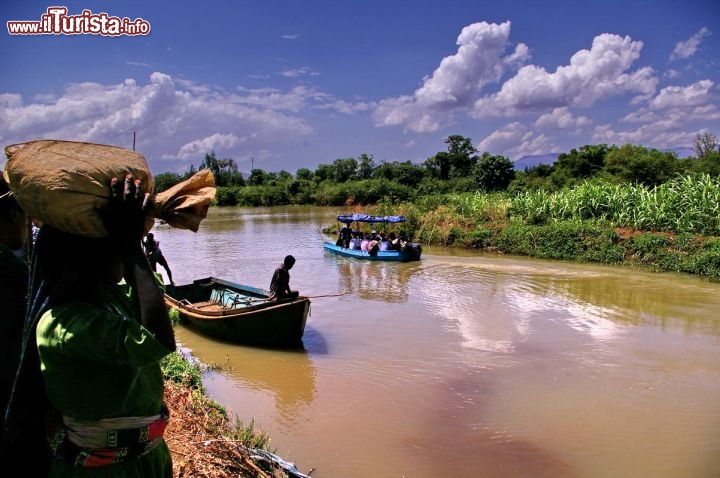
[3,139,215,237]
[153,168,215,232]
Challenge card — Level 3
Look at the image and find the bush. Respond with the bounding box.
[161,351,204,390]
[214,186,239,206]
[625,233,671,263]
[467,227,494,248]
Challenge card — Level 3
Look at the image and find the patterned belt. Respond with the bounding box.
[49,406,170,467]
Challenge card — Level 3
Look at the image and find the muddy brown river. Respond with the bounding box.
[153,206,720,478]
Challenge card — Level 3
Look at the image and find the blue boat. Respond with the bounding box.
[323,213,422,262]
[323,242,421,261]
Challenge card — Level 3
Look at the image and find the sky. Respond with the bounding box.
[1,0,718,175]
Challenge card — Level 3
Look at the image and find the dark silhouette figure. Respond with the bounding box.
[269,255,299,300]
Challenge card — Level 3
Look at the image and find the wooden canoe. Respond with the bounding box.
[164,277,310,346]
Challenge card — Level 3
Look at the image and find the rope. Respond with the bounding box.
[305,291,349,299]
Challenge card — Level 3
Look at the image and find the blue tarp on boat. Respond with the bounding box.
[337,213,406,224]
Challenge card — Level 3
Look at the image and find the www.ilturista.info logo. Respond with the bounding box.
[7,7,150,36]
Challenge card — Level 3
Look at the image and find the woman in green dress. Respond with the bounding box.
[7,174,176,476]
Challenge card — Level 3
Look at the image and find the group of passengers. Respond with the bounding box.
[336,225,408,256]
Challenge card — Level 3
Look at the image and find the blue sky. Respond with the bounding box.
[1,0,718,175]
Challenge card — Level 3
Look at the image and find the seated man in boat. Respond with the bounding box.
[269,255,299,301]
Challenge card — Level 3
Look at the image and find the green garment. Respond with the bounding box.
[36,283,173,477]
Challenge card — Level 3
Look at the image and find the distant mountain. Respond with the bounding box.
[513,153,560,170]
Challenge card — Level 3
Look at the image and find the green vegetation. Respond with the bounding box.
[160,349,273,451]
[156,132,720,280]
[161,350,205,391]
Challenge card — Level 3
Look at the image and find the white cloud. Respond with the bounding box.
[592,88,720,149]
[648,79,714,109]
[280,67,319,78]
[473,33,657,116]
[0,72,318,169]
[315,99,372,114]
[373,21,529,133]
[670,27,711,61]
[173,133,248,160]
[232,85,325,112]
[0,93,22,108]
[534,107,591,130]
[476,122,559,159]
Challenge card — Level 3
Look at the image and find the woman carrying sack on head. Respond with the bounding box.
[6,174,176,477]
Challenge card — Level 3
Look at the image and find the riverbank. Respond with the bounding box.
[325,214,720,281]
[329,183,720,281]
[161,323,312,478]
[447,220,720,281]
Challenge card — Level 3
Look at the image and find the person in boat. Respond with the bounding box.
[360,233,371,252]
[269,255,299,301]
[378,233,391,252]
[336,224,352,248]
[396,233,409,250]
[142,232,174,286]
[388,232,399,251]
[349,231,362,250]
[5,174,176,476]
[368,235,380,256]
[0,178,41,472]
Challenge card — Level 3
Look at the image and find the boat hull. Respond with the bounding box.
[323,242,421,262]
[164,277,310,346]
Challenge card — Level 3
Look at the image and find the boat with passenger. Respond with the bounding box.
[165,277,311,346]
[323,213,422,262]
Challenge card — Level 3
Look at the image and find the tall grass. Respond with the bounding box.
[509,174,720,235]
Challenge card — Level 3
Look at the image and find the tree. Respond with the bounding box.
[314,164,334,182]
[555,144,610,179]
[693,132,719,159]
[153,172,183,193]
[604,144,681,187]
[473,153,515,192]
[424,152,450,180]
[246,168,269,186]
[277,170,293,183]
[332,158,359,183]
[198,151,243,187]
[295,168,314,181]
[356,154,376,180]
[445,135,477,179]
[373,161,427,188]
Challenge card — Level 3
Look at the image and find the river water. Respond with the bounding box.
[153,206,720,478]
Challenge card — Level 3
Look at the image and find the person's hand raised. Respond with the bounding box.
[100,174,151,252]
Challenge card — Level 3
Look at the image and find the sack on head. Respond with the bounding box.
[3,139,215,237]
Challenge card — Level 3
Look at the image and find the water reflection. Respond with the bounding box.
[323,253,421,303]
[413,255,720,357]
[175,325,317,421]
